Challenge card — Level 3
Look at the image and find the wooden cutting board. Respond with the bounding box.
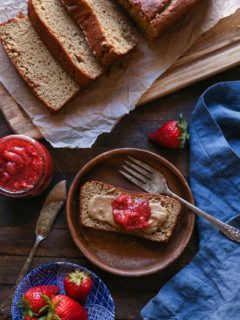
[0,10,240,140]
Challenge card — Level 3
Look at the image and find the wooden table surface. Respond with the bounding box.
[0,66,239,320]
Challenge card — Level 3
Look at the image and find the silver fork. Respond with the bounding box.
[120,156,240,243]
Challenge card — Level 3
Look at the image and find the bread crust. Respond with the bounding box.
[62,0,137,66]
[79,181,181,243]
[28,0,102,87]
[0,13,79,113]
[117,0,200,39]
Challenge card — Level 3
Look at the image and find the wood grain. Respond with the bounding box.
[0,10,240,139]
[139,10,240,105]
[0,84,41,139]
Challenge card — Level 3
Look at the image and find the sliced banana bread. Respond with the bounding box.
[117,0,200,39]
[80,181,181,243]
[28,0,104,87]
[62,0,138,66]
[0,13,79,113]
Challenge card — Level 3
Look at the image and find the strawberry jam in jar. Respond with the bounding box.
[0,135,53,198]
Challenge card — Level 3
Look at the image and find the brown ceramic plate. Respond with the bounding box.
[66,148,195,277]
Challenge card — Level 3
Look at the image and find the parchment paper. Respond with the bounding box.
[0,0,239,148]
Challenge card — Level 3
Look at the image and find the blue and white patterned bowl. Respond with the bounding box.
[12,262,115,320]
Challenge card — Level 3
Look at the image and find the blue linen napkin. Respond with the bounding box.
[141,81,240,320]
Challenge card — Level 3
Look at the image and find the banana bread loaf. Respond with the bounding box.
[0,13,79,113]
[28,0,104,87]
[61,0,138,66]
[117,0,200,39]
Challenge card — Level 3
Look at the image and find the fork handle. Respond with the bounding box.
[167,190,240,243]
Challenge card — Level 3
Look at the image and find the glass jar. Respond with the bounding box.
[0,135,53,198]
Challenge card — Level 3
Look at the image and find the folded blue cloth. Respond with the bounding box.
[141,81,240,320]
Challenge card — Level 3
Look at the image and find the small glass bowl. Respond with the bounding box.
[0,135,53,198]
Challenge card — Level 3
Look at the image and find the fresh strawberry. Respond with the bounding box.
[22,285,59,316]
[148,114,189,149]
[23,315,38,320]
[47,294,88,320]
[64,270,93,303]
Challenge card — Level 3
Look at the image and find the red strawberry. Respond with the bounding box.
[148,114,189,149]
[22,285,59,316]
[23,315,38,320]
[23,316,47,320]
[47,294,88,320]
[64,270,93,303]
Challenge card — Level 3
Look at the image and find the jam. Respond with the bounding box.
[112,194,151,230]
[0,135,53,198]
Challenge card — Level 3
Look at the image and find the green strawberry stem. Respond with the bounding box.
[69,270,89,285]
[177,113,190,148]
[44,296,61,320]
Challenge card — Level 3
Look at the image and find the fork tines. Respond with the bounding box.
[127,156,153,173]
[119,156,153,188]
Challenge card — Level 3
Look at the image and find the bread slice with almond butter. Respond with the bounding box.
[80,181,181,243]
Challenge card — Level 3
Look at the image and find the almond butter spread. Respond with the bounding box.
[88,195,168,233]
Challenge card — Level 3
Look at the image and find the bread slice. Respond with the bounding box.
[80,181,181,243]
[117,0,200,39]
[0,13,79,113]
[61,0,138,66]
[28,0,104,87]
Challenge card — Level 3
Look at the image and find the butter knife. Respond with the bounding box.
[1,180,67,319]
